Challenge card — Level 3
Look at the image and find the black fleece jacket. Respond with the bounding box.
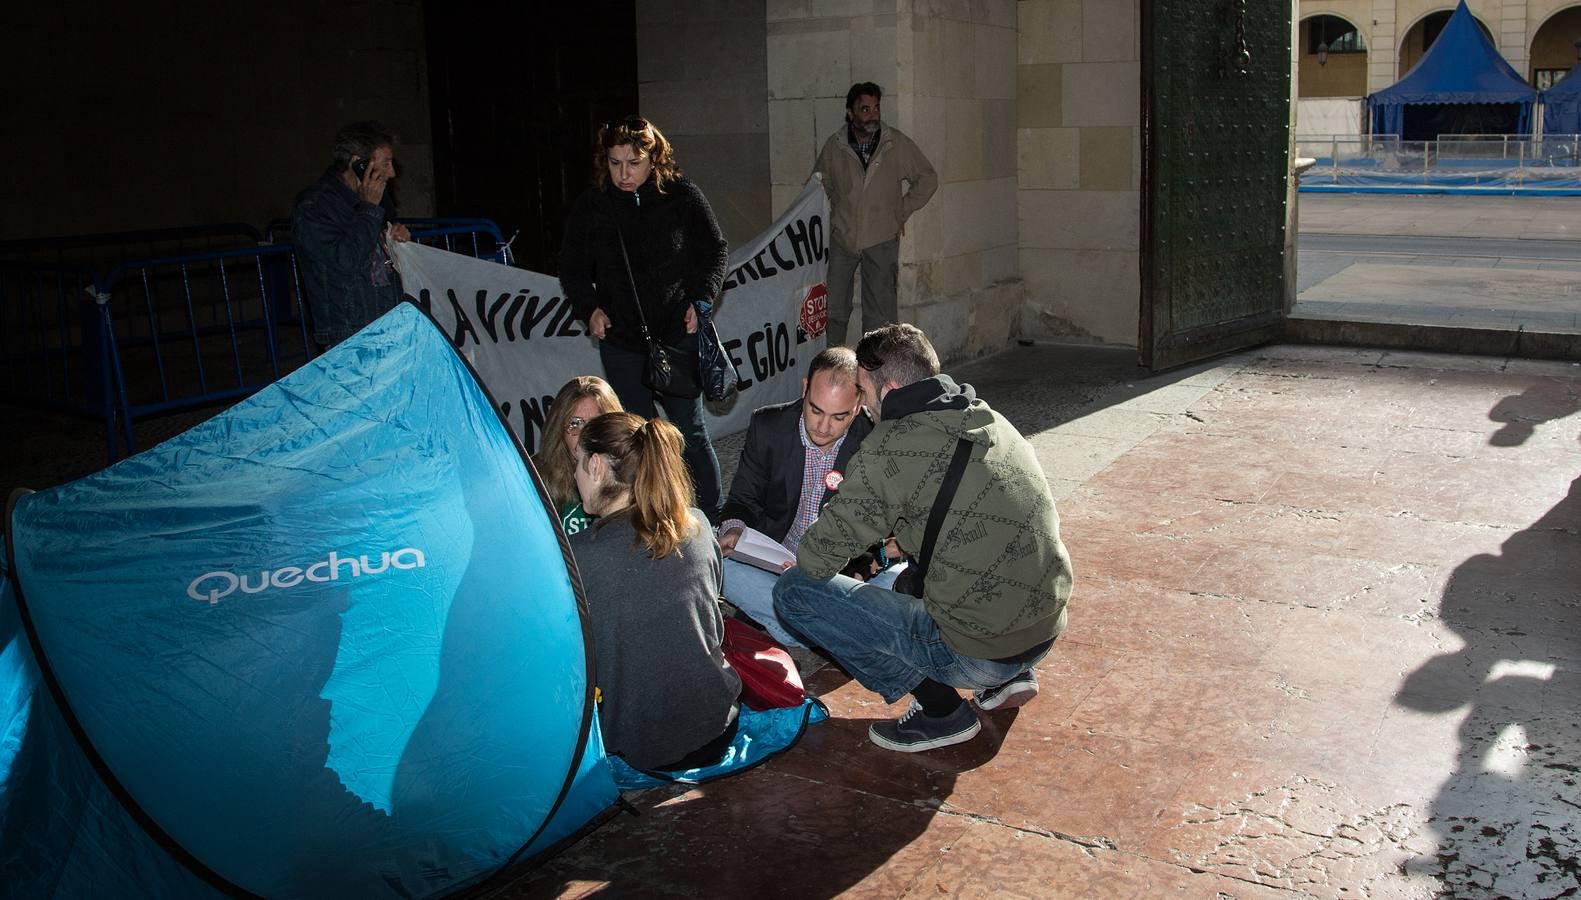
[558,176,729,354]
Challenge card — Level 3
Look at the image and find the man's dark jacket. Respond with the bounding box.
[721,399,874,543]
[291,170,403,347]
[558,177,728,354]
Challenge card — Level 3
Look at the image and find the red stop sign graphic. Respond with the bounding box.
[800,283,829,339]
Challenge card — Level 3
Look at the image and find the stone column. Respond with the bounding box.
[1499,1,1531,91]
[1016,0,1142,345]
[896,0,1022,359]
[1368,0,1399,97]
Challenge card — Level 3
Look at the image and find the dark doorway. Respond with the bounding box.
[1401,102,1522,141]
[424,1,638,275]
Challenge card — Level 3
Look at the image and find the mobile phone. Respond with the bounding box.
[351,157,369,179]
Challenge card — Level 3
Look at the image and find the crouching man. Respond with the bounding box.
[772,324,1073,752]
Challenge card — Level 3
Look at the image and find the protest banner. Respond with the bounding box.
[393,178,830,454]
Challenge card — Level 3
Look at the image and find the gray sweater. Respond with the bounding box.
[570,508,741,770]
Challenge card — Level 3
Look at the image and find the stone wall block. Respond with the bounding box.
[968,279,1025,355]
[943,18,977,97]
[1018,0,1082,64]
[1019,189,1136,251]
[945,98,987,182]
[1080,0,1134,62]
[768,0,811,22]
[768,20,853,98]
[975,24,1019,99]
[1017,63,1064,127]
[1018,125,1080,190]
[769,99,818,185]
[1060,61,1138,127]
[982,99,1018,179]
[1078,126,1134,191]
[1019,247,1139,343]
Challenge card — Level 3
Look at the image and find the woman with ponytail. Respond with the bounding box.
[569,411,741,771]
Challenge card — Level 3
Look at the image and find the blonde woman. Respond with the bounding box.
[533,376,622,536]
[558,116,728,523]
[569,411,741,771]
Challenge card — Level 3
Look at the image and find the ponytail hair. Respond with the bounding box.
[579,412,697,559]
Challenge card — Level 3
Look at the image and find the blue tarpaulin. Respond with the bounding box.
[1367,0,1536,136]
[1,304,619,897]
[1541,62,1581,135]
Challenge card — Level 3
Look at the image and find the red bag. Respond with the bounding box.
[722,617,806,710]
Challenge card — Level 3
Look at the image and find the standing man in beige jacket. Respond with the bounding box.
[814,82,938,346]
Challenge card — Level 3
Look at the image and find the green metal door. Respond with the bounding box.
[1141,0,1291,369]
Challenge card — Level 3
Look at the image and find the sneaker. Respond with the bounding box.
[973,670,1039,711]
[868,700,982,752]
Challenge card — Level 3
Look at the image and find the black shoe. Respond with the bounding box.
[973,670,1039,711]
[868,700,981,752]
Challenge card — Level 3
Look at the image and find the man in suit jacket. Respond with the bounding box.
[717,346,873,647]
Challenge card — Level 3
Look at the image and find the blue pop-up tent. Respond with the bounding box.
[1,304,618,897]
[1540,62,1581,135]
[1367,0,1537,138]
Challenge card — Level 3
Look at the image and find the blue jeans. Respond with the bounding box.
[726,559,909,650]
[722,559,803,648]
[599,338,723,522]
[772,568,1045,704]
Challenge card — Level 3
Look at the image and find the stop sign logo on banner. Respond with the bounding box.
[799,283,828,339]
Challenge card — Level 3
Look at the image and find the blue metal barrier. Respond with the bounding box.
[266,217,514,265]
[3,217,511,465]
[93,245,315,460]
[0,262,113,450]
[405,220,514,265]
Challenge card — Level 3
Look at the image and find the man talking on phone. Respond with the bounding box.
[291,121,412,351]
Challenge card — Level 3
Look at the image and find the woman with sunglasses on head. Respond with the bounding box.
[559,116,729,524]
[533,375,623,537]
[569,411,742,772]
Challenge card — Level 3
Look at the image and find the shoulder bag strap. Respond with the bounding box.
[910,436,974,588]
[613,225,655,347]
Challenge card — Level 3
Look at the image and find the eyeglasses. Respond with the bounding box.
[603,115,649,133]
[856,348,884,371]
[565,416,588,434]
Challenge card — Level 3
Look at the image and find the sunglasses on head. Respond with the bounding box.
[603,115,649,133]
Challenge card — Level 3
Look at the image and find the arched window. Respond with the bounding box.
[1307,14,1366,62]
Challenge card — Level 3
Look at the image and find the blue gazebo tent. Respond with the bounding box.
[1540,61,1581,135]
[1367,0,1537,139]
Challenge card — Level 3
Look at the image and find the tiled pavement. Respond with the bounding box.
[506,342,1581,899]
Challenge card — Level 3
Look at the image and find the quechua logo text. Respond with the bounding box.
[186,548,427,605]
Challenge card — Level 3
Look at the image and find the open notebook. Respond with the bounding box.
[729,526,796,574]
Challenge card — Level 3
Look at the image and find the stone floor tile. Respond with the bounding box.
[1064,656,1289,761]
[1184,540,1449,616]
[508,770,972,898]
[902,819,1296,899]
[1065,576,1291,670]
[1140,754,1444,899]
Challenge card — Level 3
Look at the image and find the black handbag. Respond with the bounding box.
[616,227,701,399]
[892,437,974,598]
[694,299,742,402]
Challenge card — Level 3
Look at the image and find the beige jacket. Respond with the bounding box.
[814,124,938,252]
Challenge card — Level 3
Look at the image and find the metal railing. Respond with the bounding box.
[2,217,513,463]
[1296,136,1581,189]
